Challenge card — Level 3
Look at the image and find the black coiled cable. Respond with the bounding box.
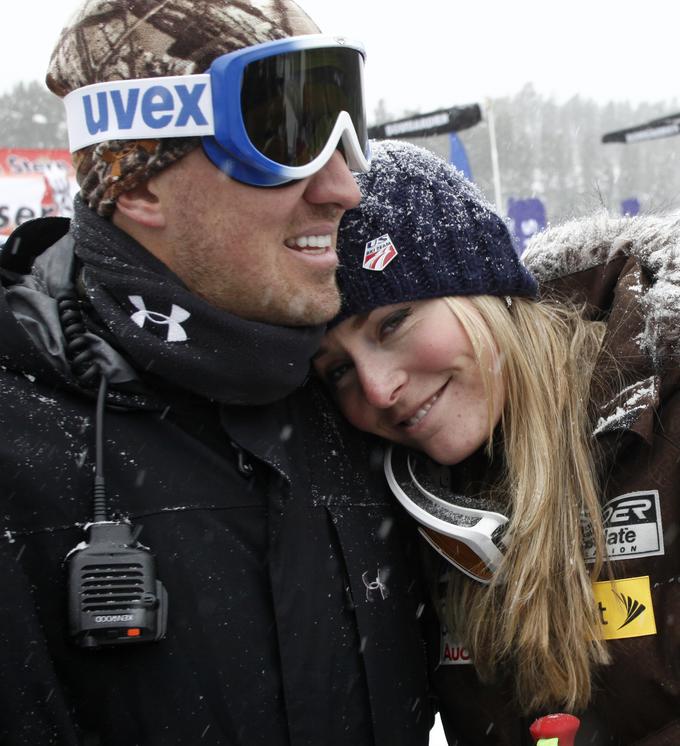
[56,293,101,388]
[56,292,109,521]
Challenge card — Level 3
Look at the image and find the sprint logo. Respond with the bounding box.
[613,591,647,629]
[593,576,657,640]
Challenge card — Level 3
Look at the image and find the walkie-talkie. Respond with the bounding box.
[67,519,168,648]
[65,371,168,648]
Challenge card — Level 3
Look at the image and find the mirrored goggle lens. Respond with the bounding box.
[419,526,494,583]
[241,46,367,167]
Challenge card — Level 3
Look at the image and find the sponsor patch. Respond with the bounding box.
[593,576,656,640]
[439,627,473,666]
[362,233,398,271]
[584,490,664,562]
[64,75,214,151]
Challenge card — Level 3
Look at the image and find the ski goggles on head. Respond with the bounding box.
[63,34,370,187]
[384,445,508,584]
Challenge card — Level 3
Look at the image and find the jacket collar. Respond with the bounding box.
[524,211,680,365]
[523,212,680,445]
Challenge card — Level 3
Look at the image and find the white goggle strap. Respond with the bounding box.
[63,75,215,152]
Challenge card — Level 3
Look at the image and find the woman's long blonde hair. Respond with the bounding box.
[442,294,610,714]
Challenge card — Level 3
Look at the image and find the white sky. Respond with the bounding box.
[3,0,680,121]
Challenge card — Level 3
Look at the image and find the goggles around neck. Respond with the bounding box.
[384,445,508,584]
[63,34,370,187]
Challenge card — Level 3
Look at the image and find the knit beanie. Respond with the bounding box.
[333,140,538,326]
[46,0,319,217]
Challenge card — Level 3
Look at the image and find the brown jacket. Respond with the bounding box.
[434,213,680,746]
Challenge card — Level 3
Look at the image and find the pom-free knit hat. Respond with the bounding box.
[46,0,319,217]
[332,140,538,326]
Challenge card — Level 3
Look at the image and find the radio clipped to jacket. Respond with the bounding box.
[67,520,168,648]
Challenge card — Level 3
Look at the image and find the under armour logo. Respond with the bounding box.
[362,567,390,602]
[128,295,190,342]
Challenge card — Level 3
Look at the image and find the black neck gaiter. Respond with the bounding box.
[72,200,324,406]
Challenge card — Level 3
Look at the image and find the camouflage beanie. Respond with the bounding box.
[46,0,320,217]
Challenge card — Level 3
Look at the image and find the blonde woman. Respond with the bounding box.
[314,140,680,745]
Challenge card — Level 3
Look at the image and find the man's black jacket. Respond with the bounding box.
[0,217,432,745]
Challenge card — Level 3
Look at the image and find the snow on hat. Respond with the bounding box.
[46,0,319,217]
[332,140,538,326]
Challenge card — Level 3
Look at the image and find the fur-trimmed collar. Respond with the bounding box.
[523,211,680,362]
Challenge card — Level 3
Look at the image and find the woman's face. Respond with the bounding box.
[314,298,505,465]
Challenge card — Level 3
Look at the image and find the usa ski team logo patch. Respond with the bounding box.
[362,233,398,271]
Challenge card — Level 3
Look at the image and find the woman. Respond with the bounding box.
[314,140,680,744]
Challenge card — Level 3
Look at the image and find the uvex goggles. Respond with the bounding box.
[385,445,508,584]
[63,35,370,187]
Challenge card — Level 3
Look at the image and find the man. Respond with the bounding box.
[0,2,432,744]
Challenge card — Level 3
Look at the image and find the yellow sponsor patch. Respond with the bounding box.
[593,575,656,640]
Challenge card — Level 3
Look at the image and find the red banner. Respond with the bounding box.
[0,148,78,241]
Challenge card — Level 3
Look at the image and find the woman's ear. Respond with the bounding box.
[115,179,166,229]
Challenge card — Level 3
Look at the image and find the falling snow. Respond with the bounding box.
[593,377,658,436]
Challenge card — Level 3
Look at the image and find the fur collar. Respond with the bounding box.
[523,211,680,362]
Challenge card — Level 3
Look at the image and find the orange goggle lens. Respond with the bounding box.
[419,526,495,582]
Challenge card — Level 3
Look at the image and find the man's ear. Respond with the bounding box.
[115,180,166,229]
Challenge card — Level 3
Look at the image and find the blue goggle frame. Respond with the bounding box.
[204,35,371,185]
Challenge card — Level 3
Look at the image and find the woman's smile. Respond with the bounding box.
[398,380,449,430]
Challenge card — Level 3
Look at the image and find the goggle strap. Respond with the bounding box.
[64,75,215,152]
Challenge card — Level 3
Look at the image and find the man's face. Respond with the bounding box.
[147,147,361,326]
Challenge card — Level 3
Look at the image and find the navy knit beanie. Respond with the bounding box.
[332,140,538,326]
